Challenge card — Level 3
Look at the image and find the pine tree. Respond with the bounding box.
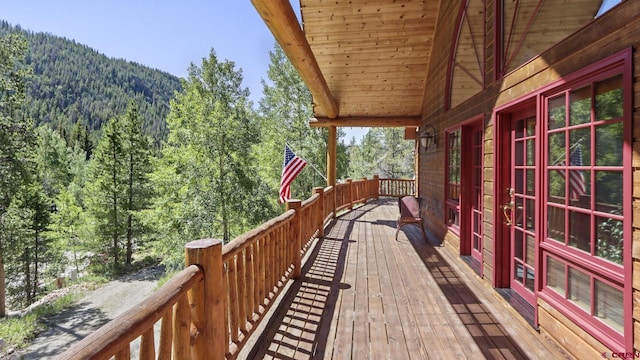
[121,100,152,265]
[85,116,126,272]
[0,32,33,317]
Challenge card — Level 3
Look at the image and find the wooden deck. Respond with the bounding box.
[245,199,571,360]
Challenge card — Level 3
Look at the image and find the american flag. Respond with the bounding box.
[279,144,307,203]
[557,145,586,200]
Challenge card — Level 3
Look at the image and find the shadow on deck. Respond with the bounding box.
[246,198,569,359]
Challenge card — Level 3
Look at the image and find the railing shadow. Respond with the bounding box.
[403,230,531,359]
[247,203,374,359]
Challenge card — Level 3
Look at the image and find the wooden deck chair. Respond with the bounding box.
[396,196,427,241]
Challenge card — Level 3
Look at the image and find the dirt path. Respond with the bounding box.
[6,266,164,360]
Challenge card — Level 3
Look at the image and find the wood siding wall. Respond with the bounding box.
[418,0,639,356]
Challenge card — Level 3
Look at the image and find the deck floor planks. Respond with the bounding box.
[245,199,571,360]
[369,209,414,360]
[326,210,356,359]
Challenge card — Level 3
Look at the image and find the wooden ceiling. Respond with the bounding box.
[252,0,440,128]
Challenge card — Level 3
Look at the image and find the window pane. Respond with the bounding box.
[570,129,590,166]
[569,169,589,209]
[568,267,590,312]
[546,256,565,295]
[595,171,623,214]
[514,231,524,261]
[515,141,524,166]
[514,261,524,283]
[547,206,565,243]
[526,116,536,136]
[568,211,590,253]
[526,198,535,231]
[595,74,623,121]
[548,170,565,202]
[596,122,623,166]
[526,234,535,267]
[527,139,535,166]
[525,268,535,292]
[448,207,460,227]
[515,169,524,194]
[515,197,524,227]
[595,279,623,333]
[595,216,623,265]
[515,119,525,139]
[548,95,566,130]
[548,131,565,165]
[526,169,535,196]
[570,86,592,125]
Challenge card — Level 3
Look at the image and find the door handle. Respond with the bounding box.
[501,202,514,226]
[501,187,515,226]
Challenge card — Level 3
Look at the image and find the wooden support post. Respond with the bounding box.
[373,175,380,200]
[327,125,337,218]
[346,178,353,210]
[185,239,225,360]
[327,126,337,188]
[313,187,325,238]
[286,200,303,279]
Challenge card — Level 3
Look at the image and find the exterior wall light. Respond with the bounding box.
[419,125,437,151]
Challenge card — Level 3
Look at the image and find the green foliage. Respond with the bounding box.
[347,128,414,179]
[0,20,181,147]
[256,45,348,206]
[146,50,266,268]
[0,313,39,349]
[1,30,35,317]
[85,101,153,273]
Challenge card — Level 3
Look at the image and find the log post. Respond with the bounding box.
[346,178,353,210]
[373,175,380,200]
[313,187,325,238]
[286,199,302,279]
[185,239,225,360]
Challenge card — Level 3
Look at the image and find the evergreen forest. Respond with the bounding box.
[0,20,415,325]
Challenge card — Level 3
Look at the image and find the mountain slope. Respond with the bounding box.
[1,20,182,144]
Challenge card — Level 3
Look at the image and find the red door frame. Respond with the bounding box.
[493,97,536,289]
[448,115,485,261]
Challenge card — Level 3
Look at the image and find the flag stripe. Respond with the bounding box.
[279,145,307,203]
[556,145,586,200]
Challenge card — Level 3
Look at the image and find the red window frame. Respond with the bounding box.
[445,128,462,232]
[537,50,632,352]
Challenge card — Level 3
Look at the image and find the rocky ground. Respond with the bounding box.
[2,266,165,360]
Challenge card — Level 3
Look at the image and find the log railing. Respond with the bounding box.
[56,176,413,359]
[379,177,415,197]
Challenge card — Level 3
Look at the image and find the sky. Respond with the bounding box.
[0,0,368,142]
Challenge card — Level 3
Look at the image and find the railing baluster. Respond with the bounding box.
[228,257,239,343]
[237,250,247,335]
[115,346,130,360]
[172,295,190,359]
[158,309,173,360]
[246,243,256,321]
[258,236,266,308]
[139,328,155,360]
[287,200,302,279]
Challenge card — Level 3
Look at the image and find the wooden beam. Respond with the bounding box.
[251,0,339,119]
[309,116,421,128]
[404,127,417,140]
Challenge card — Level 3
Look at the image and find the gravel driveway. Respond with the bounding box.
[6,266,165,360]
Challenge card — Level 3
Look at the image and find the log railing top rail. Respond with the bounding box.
[55,176,414,359]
